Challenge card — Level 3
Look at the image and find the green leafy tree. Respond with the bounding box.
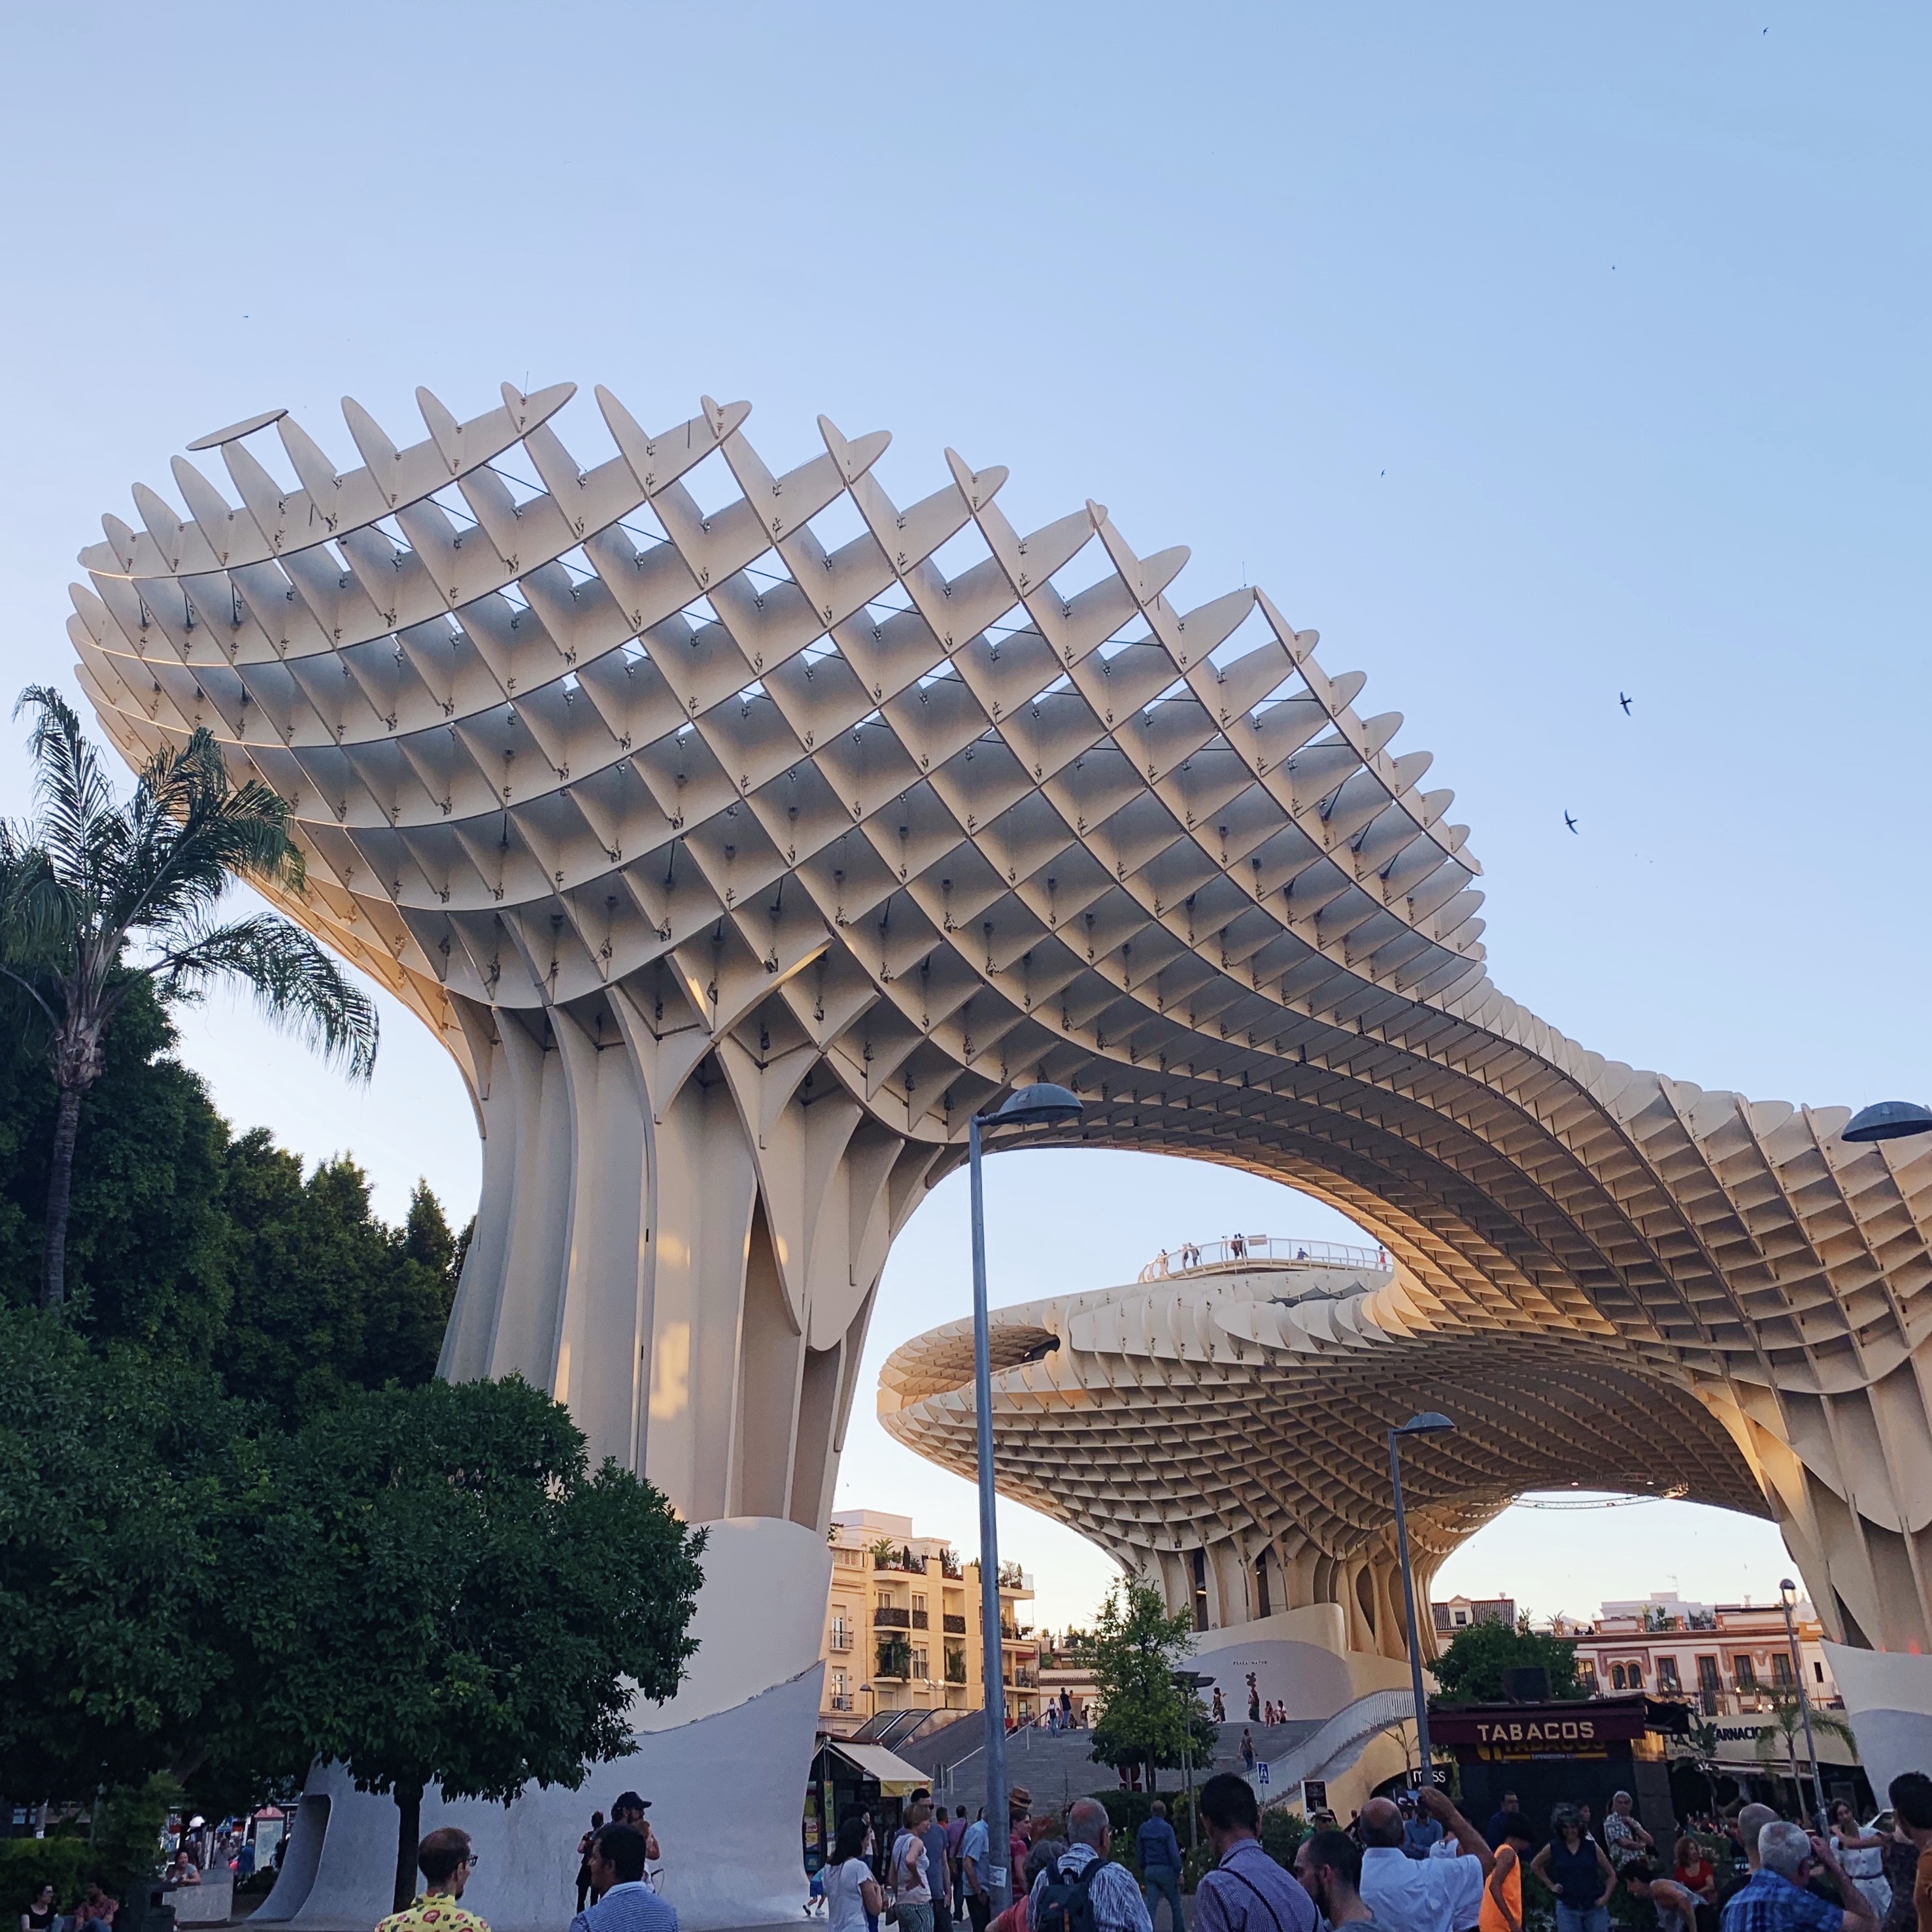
[1084,1577,1204,1791]
[0,977,460,1419]
[0,977,230,1347]
[221,1138,460,1424]
[229,1377,706,1912]
[0,690,378,1308]
[0,1310,245,1802]
[1429,1614,1583,1705]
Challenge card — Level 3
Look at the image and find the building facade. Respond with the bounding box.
[1555,1592,1839,1713]
[821,1510,1038,1736]
[1433,1596,1517,1638]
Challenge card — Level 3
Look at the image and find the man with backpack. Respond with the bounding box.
[1028,1799,1151,1932]
[1193,1774,1317,1932]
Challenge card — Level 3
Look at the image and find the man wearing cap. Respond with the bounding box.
[611,1795,662,1888]
[571,1823,676,1932]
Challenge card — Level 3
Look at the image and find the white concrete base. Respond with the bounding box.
[171,1878,234,1925]
[1823,1642,1932,1801]
[1187,1604,1419,1725]
[253,1516,829,1932]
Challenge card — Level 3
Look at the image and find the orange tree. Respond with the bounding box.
[226,1376,705,1913]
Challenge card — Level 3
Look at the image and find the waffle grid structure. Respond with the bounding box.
[68,380,1932,1654]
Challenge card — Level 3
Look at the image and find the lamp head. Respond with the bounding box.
[981,1082,1085,1131]
[1780,1578,1798,1610]
[1844,1100,1932,1144]
[1396,1411,1456,1437]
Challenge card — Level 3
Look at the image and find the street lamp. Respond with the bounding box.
[969,1081,1084,1916]
[1389,1412,1456,1793]
[1778,1578,1826,1828]
[1843,1101,1932,1144]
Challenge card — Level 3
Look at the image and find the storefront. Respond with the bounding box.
[805,1739,930,1871]
[1431,1695,1688,1840]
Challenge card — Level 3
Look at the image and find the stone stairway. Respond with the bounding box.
[891,1718,1321,1820]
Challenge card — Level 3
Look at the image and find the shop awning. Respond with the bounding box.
[826,1741,930,1796]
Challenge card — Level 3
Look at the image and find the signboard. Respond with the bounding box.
[1431,1697,1654,1750]
[1302,1780,1328,1815]
[1257,1761,1270,1788]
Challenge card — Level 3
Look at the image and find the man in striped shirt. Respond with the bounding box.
[1193,1775,1316,1932]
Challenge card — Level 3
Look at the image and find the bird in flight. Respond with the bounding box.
[1619,692,1633,715]
[1564,811,1580,834]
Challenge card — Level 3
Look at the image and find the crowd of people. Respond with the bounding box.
[798,1765,1932,1932]
[262,1756,1932,1932]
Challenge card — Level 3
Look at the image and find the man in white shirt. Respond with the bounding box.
[1359,1788,1494,1932]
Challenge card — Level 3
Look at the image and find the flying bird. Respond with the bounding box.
[1619,692,1632,715]
[1564,812,1580,834]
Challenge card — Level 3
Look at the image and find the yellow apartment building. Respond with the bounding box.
[821,1510,1038,1738]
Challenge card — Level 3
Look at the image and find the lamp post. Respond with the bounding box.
[1172,1670,1215,1850]
[1389,1412,1457,1791]
[1778,1578,1826,1828]
[969,1081,1084,1916]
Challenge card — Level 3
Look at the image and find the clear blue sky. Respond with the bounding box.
[2,1,1925,1628]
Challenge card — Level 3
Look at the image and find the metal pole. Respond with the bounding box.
[1780,1593,1825,1829]
[970,1112,1011,1918]
[1389,1431,1434,1789]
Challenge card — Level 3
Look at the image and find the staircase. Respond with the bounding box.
[892,1718,1322,1820]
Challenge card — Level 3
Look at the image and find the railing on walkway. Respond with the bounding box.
[1140,1236,1391,1281]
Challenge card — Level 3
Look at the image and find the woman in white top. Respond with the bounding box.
[1830,1801,1893,1919]
[826,1815,885,1932]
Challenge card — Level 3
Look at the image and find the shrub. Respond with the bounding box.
[1089,1788,1200,1878]
[86,1775,180,1902]
[0,1839,90,1912]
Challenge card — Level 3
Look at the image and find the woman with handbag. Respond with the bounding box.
[827,1816,887,1932]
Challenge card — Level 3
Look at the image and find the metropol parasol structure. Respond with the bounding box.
[69,380,1932,1924]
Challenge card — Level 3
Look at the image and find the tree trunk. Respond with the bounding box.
[394,1782,424,1915]
[41,1081,83,1309]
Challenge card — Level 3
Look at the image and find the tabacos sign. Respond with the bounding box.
[1472,1718,1597,1745]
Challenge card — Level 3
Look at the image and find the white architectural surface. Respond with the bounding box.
[252,1517,827,1932]
[68,381,1932,1899]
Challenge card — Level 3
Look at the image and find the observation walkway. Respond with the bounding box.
[1139,1235,1390,1281]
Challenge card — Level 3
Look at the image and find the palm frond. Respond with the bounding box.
[14,686,124,889]
[108,728,308,936]
[148,912,379,1081]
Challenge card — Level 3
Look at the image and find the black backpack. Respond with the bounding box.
[1032,1856,1102,1932]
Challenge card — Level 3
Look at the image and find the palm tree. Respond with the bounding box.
[1754,1691,1856,1810]
[0,688,379,1308]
